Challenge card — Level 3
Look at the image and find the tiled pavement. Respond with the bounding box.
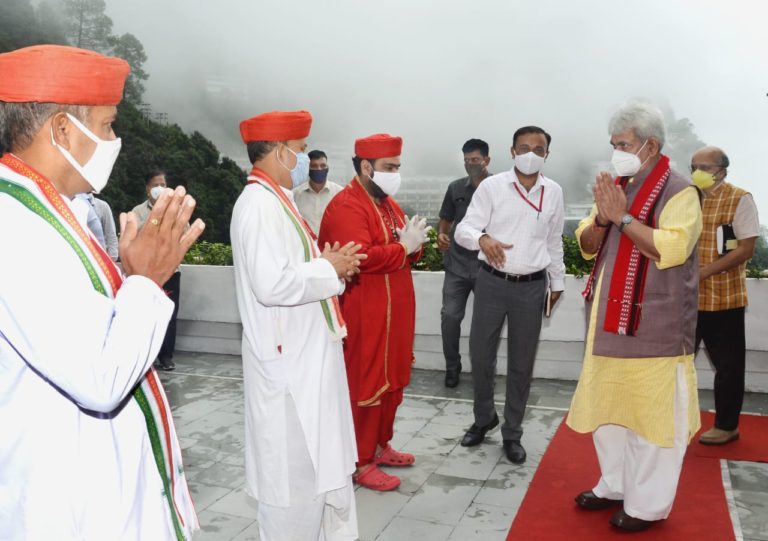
[160,351,768,541]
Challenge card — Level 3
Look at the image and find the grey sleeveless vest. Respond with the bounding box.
[588,161,700,358]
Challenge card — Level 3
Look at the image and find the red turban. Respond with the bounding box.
[354,133,403,159]
[0,45,130,105]
[239,110,313,143]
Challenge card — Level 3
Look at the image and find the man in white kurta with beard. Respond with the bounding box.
[0,45,203,540]
[231,110,364,540]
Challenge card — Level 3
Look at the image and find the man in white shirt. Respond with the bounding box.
[293,149,344,234]
[231,110,364,540]
[455,125,565,464]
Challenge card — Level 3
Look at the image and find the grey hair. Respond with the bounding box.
[0,102,89,152]
[608,102,666,149]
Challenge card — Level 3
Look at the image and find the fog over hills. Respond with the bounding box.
[104,0,768,221]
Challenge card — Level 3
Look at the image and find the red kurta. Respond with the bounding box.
[319,177,421,407]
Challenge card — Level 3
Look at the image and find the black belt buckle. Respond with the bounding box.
[482,263,544,282]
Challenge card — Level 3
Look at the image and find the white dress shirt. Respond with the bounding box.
[455,169,566,291]
[293,180,344,234]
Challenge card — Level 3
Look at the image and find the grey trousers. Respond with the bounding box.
[469,268,546,441]
[440,270,476,372]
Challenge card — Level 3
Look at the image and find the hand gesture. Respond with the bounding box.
[321,241,367,280]
[479,235,513,268]
[594,171,627,225]
[397,215,430,254]
[437,232,451,252]
[119,186,205,286]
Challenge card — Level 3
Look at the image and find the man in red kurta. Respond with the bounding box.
[319,133,430,491]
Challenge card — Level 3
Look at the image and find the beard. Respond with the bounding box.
[370,181,389,200]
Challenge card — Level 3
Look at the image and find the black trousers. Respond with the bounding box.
[694,307,746,431]
[159,271,181,362]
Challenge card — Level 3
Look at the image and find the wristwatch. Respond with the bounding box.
[618,213,634,233]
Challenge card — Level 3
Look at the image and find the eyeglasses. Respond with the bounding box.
[689,164,722,174]
[514,145,547,157]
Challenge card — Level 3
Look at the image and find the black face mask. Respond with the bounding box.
[308,168,329,183]
[465,163,485,178]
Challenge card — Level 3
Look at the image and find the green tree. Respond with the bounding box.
[0,0,66,52]
[102,101,246,244]
[665,116,706,171]
[62,0,112,50]
[747,228,768,277]
[108,32,148,104]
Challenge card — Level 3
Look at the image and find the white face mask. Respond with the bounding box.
[150,185,165,201]
[371,170,402,196]
[513,151,546,176]
[51,113,121,193]
[611,140,648,177]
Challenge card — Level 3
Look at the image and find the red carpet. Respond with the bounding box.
[507,421,735,541]
[694,411,768,462]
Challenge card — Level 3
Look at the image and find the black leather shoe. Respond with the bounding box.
[610,509,660,532]
[159,357,176,371]
[503,439,526,464]
[444,363,461,388]
[461,413,499,447]
[575,490,623,510]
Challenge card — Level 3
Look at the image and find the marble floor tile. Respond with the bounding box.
[733,489,768,541]
[161,353,768,541]
[355,487,411,541]
[376,516,454,541]
[207,487,260,520]
[398,473,482,526]
[229,521,261,541]
[194,510,253,541]
[189,483,237,512]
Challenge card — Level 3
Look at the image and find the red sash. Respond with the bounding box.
[582,155,671,336]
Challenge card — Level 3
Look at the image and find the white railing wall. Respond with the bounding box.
[177,266,768,392]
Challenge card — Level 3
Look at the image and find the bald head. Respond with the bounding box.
[691,146,729,171]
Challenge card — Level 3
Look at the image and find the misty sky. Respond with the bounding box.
[105,0,767,220]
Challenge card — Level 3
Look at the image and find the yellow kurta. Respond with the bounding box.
[567,187,703,447]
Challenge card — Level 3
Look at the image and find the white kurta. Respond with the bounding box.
[0,164,198,540]
[230,182,358,513]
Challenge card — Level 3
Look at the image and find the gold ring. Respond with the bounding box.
[150,218,160,226]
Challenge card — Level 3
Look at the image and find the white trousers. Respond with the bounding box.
[257,395,358,541]
[592,363,689,521]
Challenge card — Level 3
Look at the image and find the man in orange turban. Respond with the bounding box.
[231,110,365,540]
[0,45,203,540]
[319,133,431,491]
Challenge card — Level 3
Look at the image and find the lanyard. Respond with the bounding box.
[513,182,545,219]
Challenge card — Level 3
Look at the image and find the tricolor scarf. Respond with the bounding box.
[0,153,197,541]
[246,167,347,341]
[582,155,671,336]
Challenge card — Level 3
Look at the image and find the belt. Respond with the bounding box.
[481,262,545,282]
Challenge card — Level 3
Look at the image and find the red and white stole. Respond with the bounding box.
[246,167,347,340]
[0,153,197,540]
[582,155,671,336]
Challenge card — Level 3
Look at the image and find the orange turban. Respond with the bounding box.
[0,45,130,105]
[354,133,403,159]
[239,111,313,143]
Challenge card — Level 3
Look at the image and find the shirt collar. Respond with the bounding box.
[511,172,544,194]
[308,182,329,193]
